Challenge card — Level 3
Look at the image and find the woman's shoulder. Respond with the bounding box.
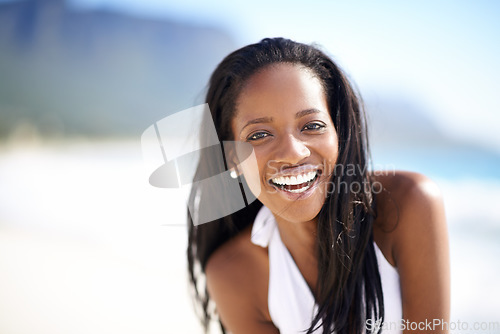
[372,169,441,196]
[371,170,447,267]
[205,224,266,280]
[371,171,450,322]
[205,224,276,332]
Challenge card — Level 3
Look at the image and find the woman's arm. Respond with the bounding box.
[390,171,450,333]
[205,229,279,334]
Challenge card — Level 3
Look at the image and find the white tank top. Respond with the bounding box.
[251,206,402,334]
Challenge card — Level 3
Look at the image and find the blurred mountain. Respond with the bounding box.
[0,0,494,166]
[0,0,235,138]
[365,96,448,147]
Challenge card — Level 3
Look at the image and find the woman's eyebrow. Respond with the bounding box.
[295,108,321,119]
[240,116,273,134]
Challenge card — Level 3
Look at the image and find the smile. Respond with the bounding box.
[270,171,319,194]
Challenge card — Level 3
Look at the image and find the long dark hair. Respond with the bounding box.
[187,37,383,334]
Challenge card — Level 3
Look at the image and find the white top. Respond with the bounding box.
[251,206,402,334]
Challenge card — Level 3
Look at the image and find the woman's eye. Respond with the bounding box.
[247,131,270,141]
[303,122,326,131]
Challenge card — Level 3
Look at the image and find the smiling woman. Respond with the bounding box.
[232,63,338,225]
[187,38,449,334]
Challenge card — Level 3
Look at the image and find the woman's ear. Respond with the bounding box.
[222,141,246,177]
[227,157,242,180]
[223,140,261,199]
[229,168,239,179]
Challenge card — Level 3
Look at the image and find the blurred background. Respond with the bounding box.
[0,0,498,333]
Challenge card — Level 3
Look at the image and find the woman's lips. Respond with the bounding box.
[268,166,323,195]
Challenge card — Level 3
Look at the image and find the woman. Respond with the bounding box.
[187,38,449,334]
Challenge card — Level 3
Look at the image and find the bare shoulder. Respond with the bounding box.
[372,170,450,329]
[372,170,447,262]
[372,170,443,208]
[205,225,265,287]
[372,170,446,243]
[205,225,278,333]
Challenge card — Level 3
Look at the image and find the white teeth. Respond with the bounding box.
[287,185,310,193]
[271,171,317,186]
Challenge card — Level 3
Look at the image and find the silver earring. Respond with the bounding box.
[230,170,238,179]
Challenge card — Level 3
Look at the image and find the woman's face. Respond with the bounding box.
[231,63,339,224]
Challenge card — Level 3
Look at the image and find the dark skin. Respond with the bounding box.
[205,64,450,334]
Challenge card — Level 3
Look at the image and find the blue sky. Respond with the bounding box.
[8,0,500,151]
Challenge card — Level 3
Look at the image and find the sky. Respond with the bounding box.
[4,0,500,151]
[67,0,500,152]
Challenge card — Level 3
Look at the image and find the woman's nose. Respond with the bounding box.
[273,134,311,165]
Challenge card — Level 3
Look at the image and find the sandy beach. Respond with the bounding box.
[0,141,498,333]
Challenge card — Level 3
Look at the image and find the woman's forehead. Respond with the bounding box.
[235,63,327,118]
